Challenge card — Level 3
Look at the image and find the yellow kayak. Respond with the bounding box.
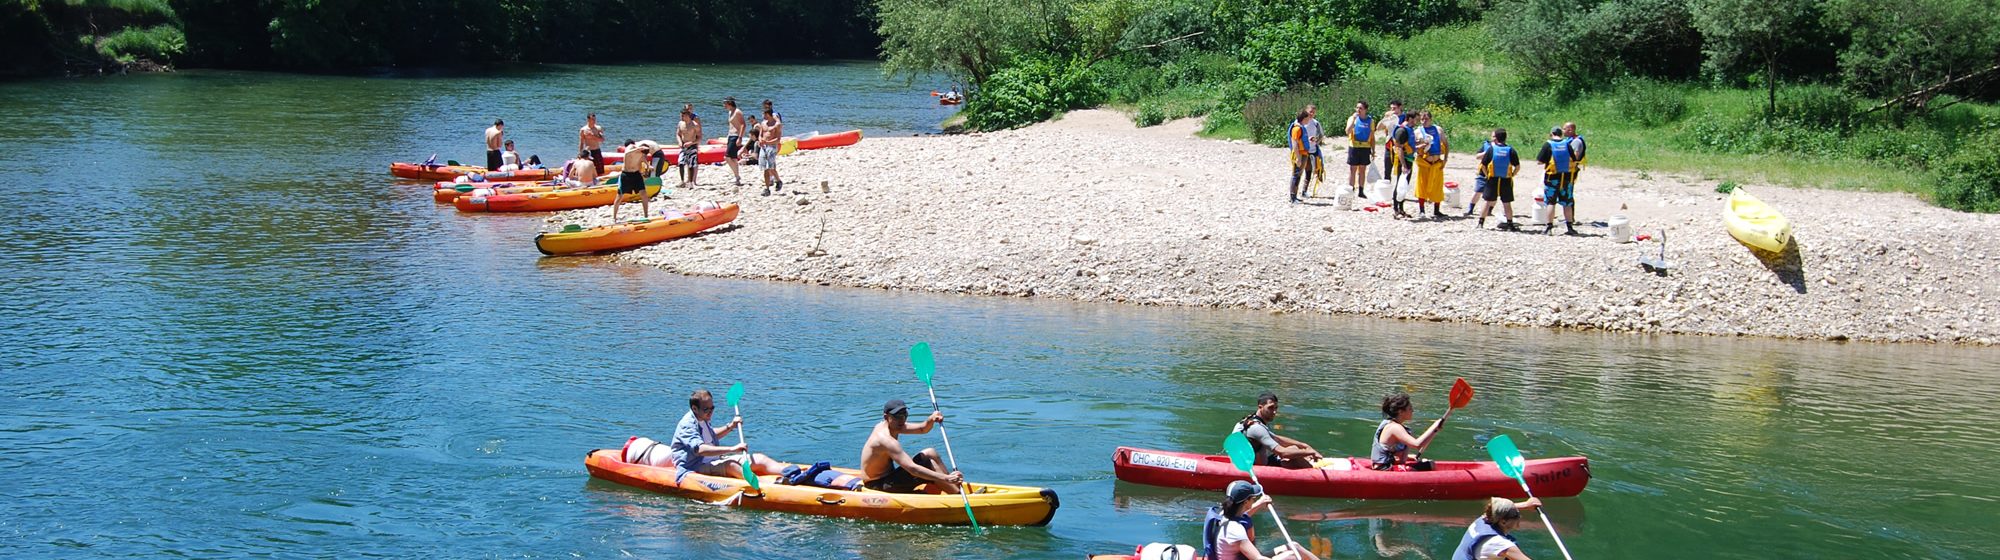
[1723,188,1792,252]
[584,449,1059,526]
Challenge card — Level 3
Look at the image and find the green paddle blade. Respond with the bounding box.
[910,342,935,387]
[1487,434,1526,481]
[742,462,761,491]
[1223,432,1257,474]
[726,382,745,409]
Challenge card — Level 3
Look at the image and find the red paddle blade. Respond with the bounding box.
[1449,377,1474,409]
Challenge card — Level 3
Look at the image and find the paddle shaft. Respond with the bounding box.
[924,385,981,532]
[1513,479,1576,560]
[1244,471,1302,554]
[731,403,749,460]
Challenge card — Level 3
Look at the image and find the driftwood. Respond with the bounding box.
[1860,62,2000,115]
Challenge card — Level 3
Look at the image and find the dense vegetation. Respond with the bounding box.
[876,0,2000,212]
[3,0,878,75]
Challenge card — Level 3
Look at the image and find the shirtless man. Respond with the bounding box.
[758,103,784,195]
[860,399,962,494]
[579,113,606,174]
[676,104,703,188]
[724,97,747,186]
[563,149,598,188]
[612,140,656,223]
[484,119,505,170]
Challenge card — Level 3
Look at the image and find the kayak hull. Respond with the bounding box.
[455,180,661,213]
[1723,188,1792,253]
[391,162,483,180]
[535,203,739,255]
[1111,447,1589,500]
[583,449,1059,526]
[796,129,863,150]
[433,181,563,203]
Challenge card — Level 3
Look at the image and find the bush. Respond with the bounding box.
[1234,20,1365,97]
[97,24,186,64]
[1242,78,1463,146]
[1134,102,1167,127]
[1610,77,1689,127]
[1930,130,2000,213]
[1770,85,1856,129]
[962,56,1106,131]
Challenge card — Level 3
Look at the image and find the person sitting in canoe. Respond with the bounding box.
[561,149,598,188]
[1452,497,1544,560]
[860,399,963,494]
[1234,392,1325,468]
[1372,392,1452,471]
[652,389,791,479]
[1204,481,1321,560]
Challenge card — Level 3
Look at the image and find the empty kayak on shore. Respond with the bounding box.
[1111,447,1590,500]
[795,129,862,150]
[454,177,660,213]
[583,448,1059,526]
[701,137,800,155]
[536,203,739,255]
[1724,188,1792,253]
[390,162,483,180]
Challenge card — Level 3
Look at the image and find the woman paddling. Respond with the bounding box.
[1205,481,1321,560]
[1453,497,1544,560]
[1372,392,1452,470]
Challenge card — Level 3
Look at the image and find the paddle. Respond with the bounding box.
[1224,432,1302,556]
[1449,377,1474,410]
[726,382,761,493]
[909,342,982,533]
[1487,435,1576,560]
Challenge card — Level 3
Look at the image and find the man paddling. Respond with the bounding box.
[657,389,789,479]
[676,104,703,188]
[1452,497,1544,560]
[484,119,505,171]
[860,399,963,494]
[1235,392,1325,469]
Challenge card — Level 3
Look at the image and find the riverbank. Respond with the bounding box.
[555,110,2000,345]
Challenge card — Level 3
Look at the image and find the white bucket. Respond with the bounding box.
[1331,187,1355,210]
[1609,215,1632,243]
[1531,197,1553,225]
[1369,179,1391,201]
[1444,182,1462,208]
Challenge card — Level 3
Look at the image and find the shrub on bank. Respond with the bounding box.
[1610,77,1689,127]
[963,56,1106,131]
[1931,130,2000,213]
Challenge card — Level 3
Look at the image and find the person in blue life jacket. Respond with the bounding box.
[1344,100,1375,199]
[1475,128,1523,231]
[1204,481,1321,560]
[1537,126,1581,235]
[1385,101,1417,219]
[1451,497,1544,560]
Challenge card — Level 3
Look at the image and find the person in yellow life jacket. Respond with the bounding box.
[1344,100,1374,199]
[1536,126,1580,235]
[1412,111,1449,218]
[1287,108,1313,203]
[1385,101,1416,219]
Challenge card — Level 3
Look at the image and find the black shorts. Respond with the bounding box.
[617,171,647,195]
[726,136,742,159]
[487,149,503,170]
[588,149,604,173]
[863,452,939,493]
[1482,177,1515,203]
[1348,147,1372,166]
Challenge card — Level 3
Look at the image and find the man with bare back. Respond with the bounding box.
[859,399,962,494]
[484,119,504,170]
[579,113,605,174]
[563,149,598,188]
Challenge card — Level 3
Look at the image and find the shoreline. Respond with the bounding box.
[553,110,2000,345]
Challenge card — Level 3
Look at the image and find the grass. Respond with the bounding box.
[1110,22,1997,201]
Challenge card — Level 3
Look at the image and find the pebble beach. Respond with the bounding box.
[553,110,2000,345]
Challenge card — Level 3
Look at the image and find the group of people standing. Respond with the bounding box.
[1214,391,1545,560]
[1287,101,1588,235]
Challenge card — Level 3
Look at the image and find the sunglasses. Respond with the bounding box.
[696,404,716,412]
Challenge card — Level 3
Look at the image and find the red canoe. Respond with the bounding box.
[1111,447,1589,500]
[796,129,862,150]
[390,163,557,182]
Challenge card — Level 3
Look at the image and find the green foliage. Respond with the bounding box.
[96,23,183,63]
[1930,130,2000,212]
[1242,77,1460,146]
[1133,102,1167,127]
[1827,0,2000,100]
[877,0,1069,87]
[1690,0,1824,111]
[1490,0,1704,88]
[1229,19,1366,105]
[962,56,1106,130]
[1716,181,1737,193]
[1610,77,1689,127]
[1768,84,1855,129]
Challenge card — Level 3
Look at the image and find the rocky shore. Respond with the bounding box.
[552,110,2000,345]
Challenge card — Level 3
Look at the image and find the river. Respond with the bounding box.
[1,61,1995,559]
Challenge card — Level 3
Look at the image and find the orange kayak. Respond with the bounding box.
[583,448,1059,526]
[795,129,862,150]
[535,203,739,255]
[433,181,564,203]
[454,178,661,213]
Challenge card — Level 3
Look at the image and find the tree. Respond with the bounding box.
[1828,0,2000,106]
[875,0,1067,89]
[1690,0,1820,115]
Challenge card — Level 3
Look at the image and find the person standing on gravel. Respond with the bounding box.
[724,97,747,187]
[1476,128,1522,231]
[1344,101,1375,199]
[1412,111,1449,218]
[758,104,784,195]
[1537,127,1580,235]
[1385,101,1416,219]
[1287,108,1312,203]
[676,104,703,188]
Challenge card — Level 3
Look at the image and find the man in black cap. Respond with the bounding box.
[859,398,962,494]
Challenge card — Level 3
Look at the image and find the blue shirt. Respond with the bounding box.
[669,411,717,471]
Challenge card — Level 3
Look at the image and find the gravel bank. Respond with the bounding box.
[551,110,2000,345]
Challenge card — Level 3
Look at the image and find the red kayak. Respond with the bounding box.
[1111,447,1589,500]
[796,129,862,150]
[390,162,557,182]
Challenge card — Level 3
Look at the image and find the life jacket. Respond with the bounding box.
[1570,134,1588,168]
[622,436,670,467]
[1484,144,1518,178]
[1232,415,1279,465]
[1370,419,1409,469]
[1547,138,1575,174]
[1289,122,1308,156]
[1451,518,1516,560]
[1420,125,1445,156]
[1350,115,1373,148]
[1201,506,1256,559]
